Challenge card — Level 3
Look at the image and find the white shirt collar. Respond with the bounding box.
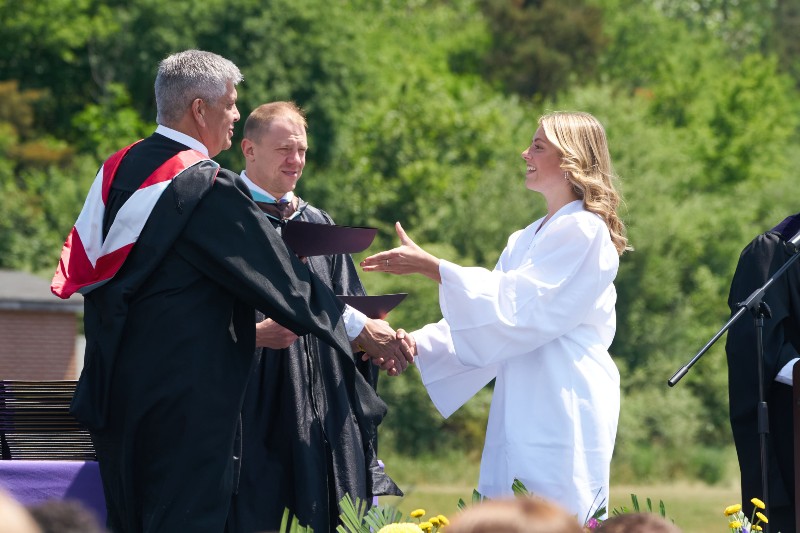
[239,170,294,203]
[155,124,209,156]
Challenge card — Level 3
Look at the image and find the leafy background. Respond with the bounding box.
[2,0,799,491]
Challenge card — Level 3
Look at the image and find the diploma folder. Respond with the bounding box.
[338,293,408,319]
[281,220,378,257]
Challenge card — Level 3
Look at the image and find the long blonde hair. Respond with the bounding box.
[539,111,631,255]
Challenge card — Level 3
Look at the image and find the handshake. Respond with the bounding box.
[255,317,416,376]
[353,319,416,376]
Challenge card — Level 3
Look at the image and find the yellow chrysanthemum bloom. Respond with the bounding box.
[377,524,425,533]
[753,526,763,531]
[751,498,766,510]
[438,515,450,526]
[429,517,440,526]
[420,522,433,532]
[756,511,768,523]
[729,520,742,529]
[410,509,426,519]
[724,504,742,516]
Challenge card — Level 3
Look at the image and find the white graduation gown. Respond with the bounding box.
[413,200,620,522]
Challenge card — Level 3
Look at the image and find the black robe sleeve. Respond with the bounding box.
[172,169,350,356]
[726,228,800,521]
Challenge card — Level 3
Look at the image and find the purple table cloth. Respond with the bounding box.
[0,460,106,525]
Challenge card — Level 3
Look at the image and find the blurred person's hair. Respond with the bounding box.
[27,500,105,533]
[595,512,682,533]
[446,496,584,533]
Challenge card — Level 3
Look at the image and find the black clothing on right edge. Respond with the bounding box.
[726,213,800,533]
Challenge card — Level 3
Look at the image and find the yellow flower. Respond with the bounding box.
[429,517,441,526]
[437,515,450,526]
[410,509,426,519]
[377,524,424,533]
[755,511,768,523]
[729,520,742,529]
[420,522,433,531]
[753,526,763,531]
[724,504,742,516]
[751,498,766,510]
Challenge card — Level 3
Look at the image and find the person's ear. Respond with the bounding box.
[192,98,205,127]
[241,138,255,160]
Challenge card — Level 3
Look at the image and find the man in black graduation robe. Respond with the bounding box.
[52,51,408,533]
[726,213,800,533]
[227,102,402,533]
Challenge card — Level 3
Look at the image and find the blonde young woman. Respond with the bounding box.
[361,111,630,522]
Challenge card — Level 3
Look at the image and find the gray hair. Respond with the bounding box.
[155,49,243,126]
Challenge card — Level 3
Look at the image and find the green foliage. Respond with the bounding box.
[611,493,667,518]
[71,83,152,160]
[374,362,492,458]
[456,489,487,511]
[477,0,607,98]
[335,494,404,533]
[280,508,313,533]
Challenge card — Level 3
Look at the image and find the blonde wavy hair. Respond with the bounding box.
[539,111,631,255]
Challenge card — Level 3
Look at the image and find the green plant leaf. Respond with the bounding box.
[336,494,370,533]
[363,504,403,531]
[511,478,530,496]
[631,493,640,512]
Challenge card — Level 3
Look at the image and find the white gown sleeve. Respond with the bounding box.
[413,319,498,418]
[439,213,617,368]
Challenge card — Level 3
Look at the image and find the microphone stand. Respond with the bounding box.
[668,238,800,533]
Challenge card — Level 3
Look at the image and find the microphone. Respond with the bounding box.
[789,228,800,248]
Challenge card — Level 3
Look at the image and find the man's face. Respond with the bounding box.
[242,116,307,197]
[200,82,240,157]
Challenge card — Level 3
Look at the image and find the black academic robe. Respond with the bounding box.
[75,134,352,533]
[726,213,800,533]
[229,202,401,533]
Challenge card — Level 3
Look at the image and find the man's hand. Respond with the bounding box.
[256,318,299,349]
[354,319,415,375]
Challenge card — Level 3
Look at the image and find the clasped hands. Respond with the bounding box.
[353,319,416,376]
[255,317,416,376]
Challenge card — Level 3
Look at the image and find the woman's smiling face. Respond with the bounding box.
[521,126,564,194]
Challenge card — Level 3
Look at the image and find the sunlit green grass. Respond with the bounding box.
[377,451,742,532]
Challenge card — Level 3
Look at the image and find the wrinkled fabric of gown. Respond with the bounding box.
[229,198,401,533]
[413,200,620,522]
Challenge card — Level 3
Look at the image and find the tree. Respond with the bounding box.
[476,0,607,99]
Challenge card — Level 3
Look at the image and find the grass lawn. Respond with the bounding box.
[378,453,741,532]
[379,482,739,532]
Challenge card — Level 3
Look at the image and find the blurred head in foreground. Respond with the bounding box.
[595,512,683,532]
[0,490,40,533]
[446,496,584,533]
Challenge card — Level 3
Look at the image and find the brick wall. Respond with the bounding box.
[0,310,79,380]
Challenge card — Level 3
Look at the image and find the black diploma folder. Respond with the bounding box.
[282,220,378,257]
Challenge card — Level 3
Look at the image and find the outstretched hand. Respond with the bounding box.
[360,222,442,283]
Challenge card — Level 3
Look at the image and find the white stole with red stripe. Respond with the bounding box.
[51,143,213,298]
